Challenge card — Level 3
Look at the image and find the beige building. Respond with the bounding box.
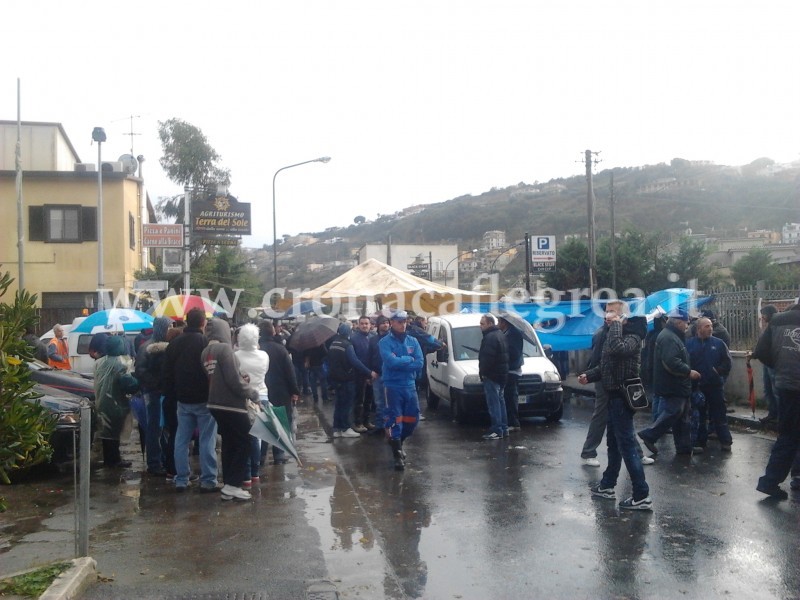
[0,121,153,324]
[357,243,461,286]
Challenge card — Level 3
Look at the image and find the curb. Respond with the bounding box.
[39,557,96,600]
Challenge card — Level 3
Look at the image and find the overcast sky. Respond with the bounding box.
[3,1,798,248]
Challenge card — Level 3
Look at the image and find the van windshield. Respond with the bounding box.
[451,326,541,361]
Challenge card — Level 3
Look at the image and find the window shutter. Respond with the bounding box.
[29,206,45,241]
[81,207,97,241]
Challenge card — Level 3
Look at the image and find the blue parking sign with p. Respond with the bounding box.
[537,237,550,250]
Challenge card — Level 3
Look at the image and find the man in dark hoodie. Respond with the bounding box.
[202,318,260,502]
[162,308,218,493]
[752,303,800,499]
[135,316,172,476]
[350,315,376,433]
[579,302,651,510]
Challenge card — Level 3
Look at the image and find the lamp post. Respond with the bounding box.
[490,242,525,273]
[444,248,477,287]
[272,156,331,290]
[92,127,107,311]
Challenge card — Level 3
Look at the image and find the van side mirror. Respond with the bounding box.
[543,344,554,359]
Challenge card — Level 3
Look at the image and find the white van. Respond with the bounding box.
[425,313,563,423]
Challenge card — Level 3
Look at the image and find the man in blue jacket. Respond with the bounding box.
[328,322,375,438]
[686,316,733,452]
[368,315,391,432]
[379,311,424,470]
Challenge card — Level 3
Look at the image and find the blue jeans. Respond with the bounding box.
[385,385,420,441]
[332,380,355,431]
[484,379,507,435]
[759,388,800,489]
[696,385,733,446]
[174,402,218,487]
[504,373,521,428]
[372,376,386,429]
[247,435,261,477]
[639,395,692,453]
[144,391,164,471]
[308,365,329,402]
[601,394,649,501]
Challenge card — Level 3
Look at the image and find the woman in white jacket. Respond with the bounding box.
[235,323,269,486]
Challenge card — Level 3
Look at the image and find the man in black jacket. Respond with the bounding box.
[162,308,219,492]
[637,309,700,456]
[261,321,300,464]
[479,314,508,440]
[752,303,800,499]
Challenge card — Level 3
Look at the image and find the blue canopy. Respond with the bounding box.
[462,288,710,351]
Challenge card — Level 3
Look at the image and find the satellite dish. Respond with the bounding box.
[118,154,139,175]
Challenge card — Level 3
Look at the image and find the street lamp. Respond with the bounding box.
[444,248,477,287]
[92,127,107,311]
[490,242,525,273]
[272,156,331,290]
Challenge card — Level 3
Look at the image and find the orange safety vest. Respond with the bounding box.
[48,337,71,370]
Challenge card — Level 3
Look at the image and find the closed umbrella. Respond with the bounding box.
[498,310,537,345]
[249,402,301,465]
[288,316,340,352]
[746,356,756,419]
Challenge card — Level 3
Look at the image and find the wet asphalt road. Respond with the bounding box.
[1,397,799,599]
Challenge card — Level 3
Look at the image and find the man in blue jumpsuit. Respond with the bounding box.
[379,310,424,471]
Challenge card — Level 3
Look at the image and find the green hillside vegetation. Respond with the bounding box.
[268,157,799,292]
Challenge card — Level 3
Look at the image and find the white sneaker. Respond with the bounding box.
[641,456,655,465]
[340,428,361,438]
[220,485,252,501]
[582,457,601,467]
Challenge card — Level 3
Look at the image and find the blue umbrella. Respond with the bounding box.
[72,308,154,334]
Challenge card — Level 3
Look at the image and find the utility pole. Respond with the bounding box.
[524,232,531,296]
[609,172,616,292]
[585,149,600,295]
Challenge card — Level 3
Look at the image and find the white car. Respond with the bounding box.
[425,313,563,423]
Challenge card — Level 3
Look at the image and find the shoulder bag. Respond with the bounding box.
[622,377,649,411]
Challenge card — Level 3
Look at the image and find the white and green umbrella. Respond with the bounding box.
[249,402,301,465]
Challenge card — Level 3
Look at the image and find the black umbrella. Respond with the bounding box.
[498,311,538,345]
[288,316,340,351]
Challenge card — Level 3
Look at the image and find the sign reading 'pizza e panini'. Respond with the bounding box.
[191,194,251,235]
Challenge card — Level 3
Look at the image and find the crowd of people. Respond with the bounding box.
[576,302,800,510]
[31,299,800,505]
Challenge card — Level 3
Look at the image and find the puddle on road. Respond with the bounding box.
[298,473,407,599]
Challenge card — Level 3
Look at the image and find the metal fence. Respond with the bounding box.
[700,287,799,351]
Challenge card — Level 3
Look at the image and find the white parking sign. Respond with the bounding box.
[530,236,556,271]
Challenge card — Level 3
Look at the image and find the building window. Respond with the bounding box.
[129,213,136,250]
[29,205,97,243]
[48,206,80,242]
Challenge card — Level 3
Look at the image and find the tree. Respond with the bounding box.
[156,118,231,220]
[544,238,590,292]
[354,215,366,225]
[191,246,264,311]
[662,237,719,290]
[730,248,776,287]
[0,272,55,510]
